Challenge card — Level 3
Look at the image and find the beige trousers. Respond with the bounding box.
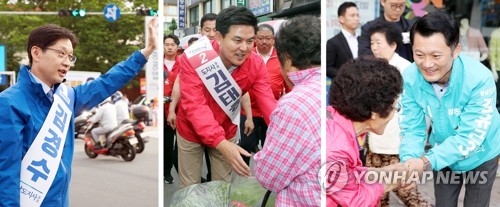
[176,132,234,188]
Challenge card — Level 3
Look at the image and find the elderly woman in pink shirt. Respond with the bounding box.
[326,57,407,206]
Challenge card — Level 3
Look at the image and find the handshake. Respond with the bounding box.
[372,157,430,193]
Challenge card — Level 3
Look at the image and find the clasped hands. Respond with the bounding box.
[376,157,427,193]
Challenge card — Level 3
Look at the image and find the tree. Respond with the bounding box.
[0,0,157,90]
[168,19,177,34]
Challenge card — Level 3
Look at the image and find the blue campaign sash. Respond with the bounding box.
[20,84,75,207]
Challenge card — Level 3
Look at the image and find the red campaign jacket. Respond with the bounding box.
[176,40,277,148]
[164,56,179,119]
[244,47,291,117]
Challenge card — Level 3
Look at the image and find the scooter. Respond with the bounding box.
[74,109,96,139]
[83,122,138,162]
[125,105,151,153]
[121,118,149,153]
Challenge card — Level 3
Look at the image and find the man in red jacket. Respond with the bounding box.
[163,34,180,184]
[199,13,217,41]
[176,6,277,188]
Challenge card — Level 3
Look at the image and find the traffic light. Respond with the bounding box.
[136,9,157,16]
[74,9,86,17]
[58,9,86,17]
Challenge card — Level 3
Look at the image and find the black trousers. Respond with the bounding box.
[164,119,178,178]
[239,115,268,165]
[434,156,499,207]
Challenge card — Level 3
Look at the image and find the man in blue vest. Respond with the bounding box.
[0,19,157,206]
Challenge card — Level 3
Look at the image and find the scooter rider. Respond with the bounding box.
[113,91,130,124]
[88,97,117,148]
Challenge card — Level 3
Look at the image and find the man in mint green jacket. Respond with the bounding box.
[399,12,499,207]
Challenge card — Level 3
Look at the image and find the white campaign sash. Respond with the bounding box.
[20,84,74,207]
[185,36,242,129]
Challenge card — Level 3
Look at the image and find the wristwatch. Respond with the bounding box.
[420,156,432,171]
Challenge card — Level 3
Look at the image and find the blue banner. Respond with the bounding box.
[178,0,186,29]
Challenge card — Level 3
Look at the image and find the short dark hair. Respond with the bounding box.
[164,34,179,45]
[410,11,460,50]
[329,57,403,121]
[200,13,217,28]
[369,21,403,47]
[216,6,258,37]
[188,37,199,45]
[257,24,274,35]
[275,16,320,70]
[338,2,357,17]
[27,24,78,65]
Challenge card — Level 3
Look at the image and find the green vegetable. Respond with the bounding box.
[170,181,230,207]
[169,177,277,207]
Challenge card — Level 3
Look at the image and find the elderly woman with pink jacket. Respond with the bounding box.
[326,57,407,206]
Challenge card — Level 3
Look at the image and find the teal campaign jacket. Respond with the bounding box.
[400,55,499,172]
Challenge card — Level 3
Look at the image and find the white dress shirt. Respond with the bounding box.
[341,28,359,59]
[29,71,53,95]
[256,47,273,64]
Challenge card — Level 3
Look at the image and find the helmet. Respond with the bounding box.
[111,91,123,103]
[99,97,113,106]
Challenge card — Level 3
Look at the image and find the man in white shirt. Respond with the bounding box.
[114,92,130,124]
[326,1,360,79]
[89,97,118,147]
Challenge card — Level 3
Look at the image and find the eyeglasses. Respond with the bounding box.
[392,102,402,112]
[390,3,406,11]
[45,47,77,64]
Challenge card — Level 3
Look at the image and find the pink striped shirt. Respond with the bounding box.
[254,68,321,206]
